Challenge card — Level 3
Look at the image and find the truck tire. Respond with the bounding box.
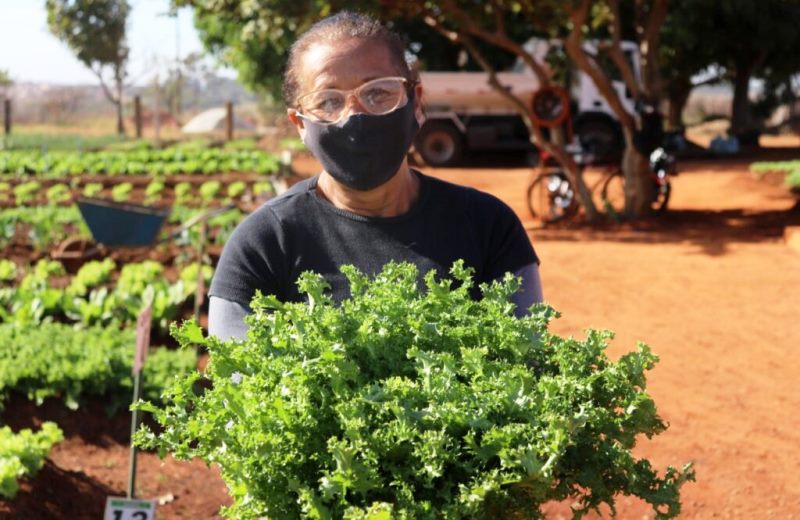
[574,117,623,162]
[414,121,464,167]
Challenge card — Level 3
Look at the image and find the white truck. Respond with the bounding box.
[414,40,640,166]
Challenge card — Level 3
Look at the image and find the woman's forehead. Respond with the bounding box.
[300,38,400,91]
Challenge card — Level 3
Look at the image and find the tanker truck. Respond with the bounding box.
[414,39,640,166]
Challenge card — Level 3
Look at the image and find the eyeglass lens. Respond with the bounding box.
[300,77,407,123]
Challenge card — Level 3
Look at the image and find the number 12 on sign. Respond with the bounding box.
[104,497,156,520]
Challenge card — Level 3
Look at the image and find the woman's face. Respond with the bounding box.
[287,38,424,134]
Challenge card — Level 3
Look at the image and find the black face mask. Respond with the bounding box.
[301,91,420,191]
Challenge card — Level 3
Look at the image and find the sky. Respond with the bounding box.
[0,0,233,85]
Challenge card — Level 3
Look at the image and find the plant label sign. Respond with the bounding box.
[133,304,152,375]
[104,497,156,520]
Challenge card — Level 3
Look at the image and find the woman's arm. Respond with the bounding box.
[208,296,251,341]
[511,262,544,317]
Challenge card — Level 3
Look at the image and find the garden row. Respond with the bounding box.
[1,204,247,251]
[0,257,212,332]
[0,148,283,178]
[1,176,276,208]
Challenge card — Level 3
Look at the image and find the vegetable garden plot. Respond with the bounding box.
[0,258,205,499]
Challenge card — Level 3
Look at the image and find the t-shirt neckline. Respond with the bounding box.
[306,170,431,223]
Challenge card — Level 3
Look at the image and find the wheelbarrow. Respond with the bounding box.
[53,197,237,270]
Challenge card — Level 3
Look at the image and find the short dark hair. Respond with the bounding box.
[282,11,416,107]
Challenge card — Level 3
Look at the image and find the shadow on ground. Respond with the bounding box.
[529,202,800,256]
[0,459,121,519]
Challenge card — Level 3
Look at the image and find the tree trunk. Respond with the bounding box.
[547,143,597,221]
[730,65,753,139]
[667,81,692,131]
[115,66,125,136]
[115,100,125,135]
[621,128,653,217]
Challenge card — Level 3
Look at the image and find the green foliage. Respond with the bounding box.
[0,69,11,92]
[110,181,134,202]
[45,0,130,133]
[0,321,196,413]
[750,160,800,174]
[0,202,245,252]
[252,181,274,198]
[13,181,40,206]
[0,259,212,332]
[750,160,800,190]
[45,184,72,205]
[0,148,280,178]
[137,261,694,519]
[67,258,116,296]
[82,182,104,198]
[663,0,800,132]
[226,181,247,200]
[144,179,166,205]
[0,422,63,499]
[45,0,129,72]
[0,260,16,283]
[786,170,800,191]
[199,180,222,204]
[0,206,89,250]
[0,133,127,152]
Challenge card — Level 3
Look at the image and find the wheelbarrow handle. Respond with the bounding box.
[160,204,238,243]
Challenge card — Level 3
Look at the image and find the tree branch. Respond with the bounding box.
[436,0,550,85]
[637,0,668,99]
[90,64,120,106]
[564,0,636,132]
[490,0,505,38]
[605,0,642,100]
[423,14,598,220]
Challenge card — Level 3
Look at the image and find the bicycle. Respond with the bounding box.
[526,145,676,223]
[598,147,675,216]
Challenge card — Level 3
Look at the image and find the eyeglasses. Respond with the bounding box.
[296,76,409,125]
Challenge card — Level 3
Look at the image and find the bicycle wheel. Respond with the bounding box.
[600,171,625,217]
[527,171,578,223]
[651,179,671,212]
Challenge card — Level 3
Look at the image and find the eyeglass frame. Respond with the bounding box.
[294,76,415,125]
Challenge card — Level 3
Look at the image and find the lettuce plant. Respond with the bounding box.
[137,262,693,519]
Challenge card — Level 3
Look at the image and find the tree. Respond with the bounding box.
[46,0,130,135]
[659,0,800,142]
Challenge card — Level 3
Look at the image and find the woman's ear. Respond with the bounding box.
[413,84,426,127]
[287,108,306,139]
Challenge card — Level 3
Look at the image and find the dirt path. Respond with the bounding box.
[429,158,800,518]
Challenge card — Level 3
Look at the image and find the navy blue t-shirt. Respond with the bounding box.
[209,171,538,307]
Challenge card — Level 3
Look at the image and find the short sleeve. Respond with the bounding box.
[478,192,539,281]
[208,205,287,307]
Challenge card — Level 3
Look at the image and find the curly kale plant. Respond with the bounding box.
[136,262,694,519]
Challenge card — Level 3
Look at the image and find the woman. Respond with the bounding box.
[209,11,542,340]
